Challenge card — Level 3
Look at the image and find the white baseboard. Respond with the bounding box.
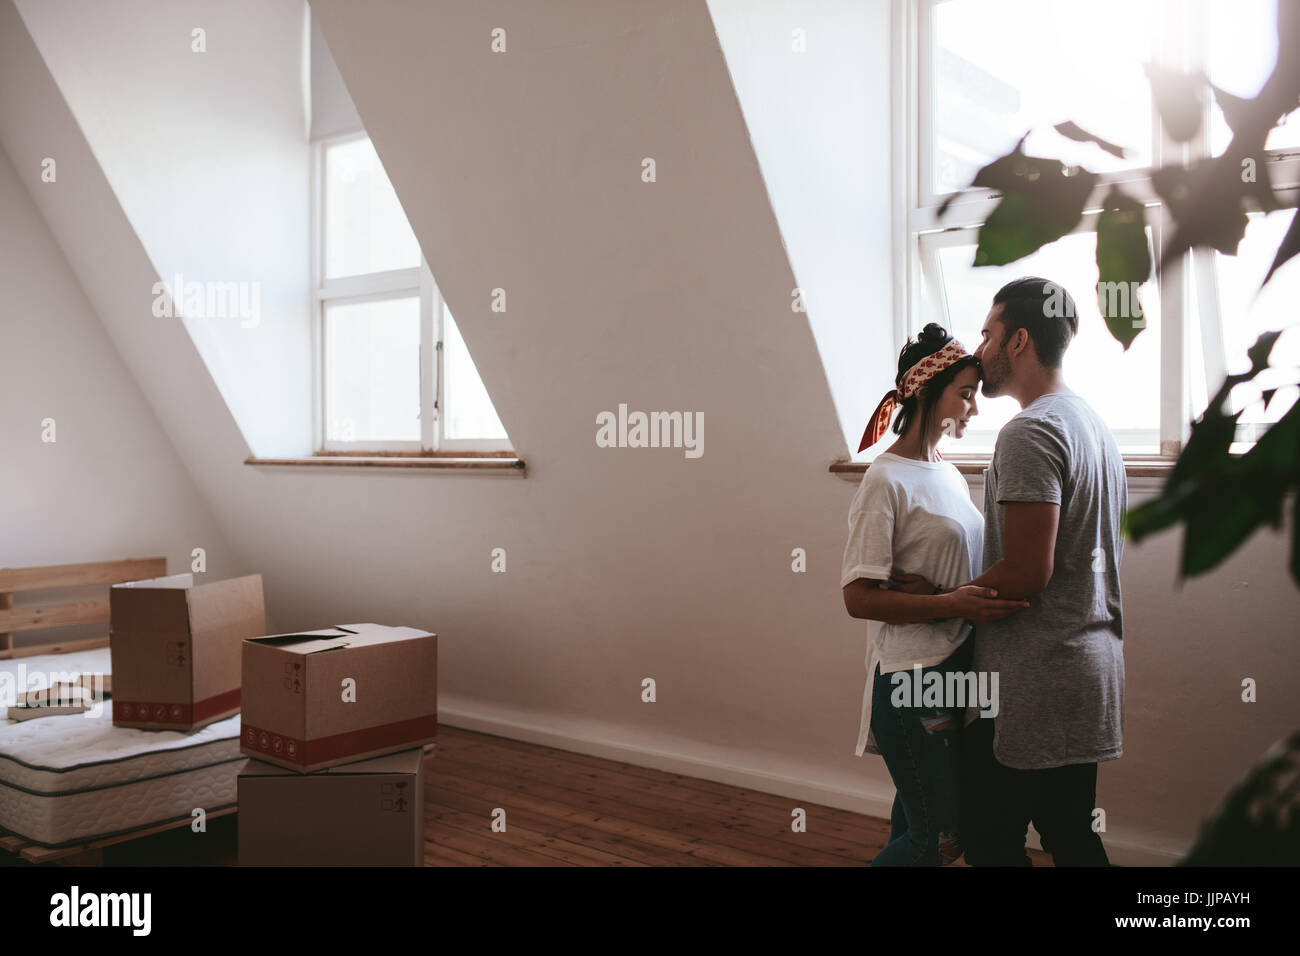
[437,696,1188,868]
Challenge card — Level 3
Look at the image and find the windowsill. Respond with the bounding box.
[245,452,526,475]
[829,455,1177,482]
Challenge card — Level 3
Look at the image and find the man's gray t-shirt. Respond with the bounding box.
[972,391,1127,770]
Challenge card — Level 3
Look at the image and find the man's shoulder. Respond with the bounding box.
[1011,392,1108,443]
[995,404,1069,456]
[1044,393,1124,461]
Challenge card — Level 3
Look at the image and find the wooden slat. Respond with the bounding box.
[18,807,238,863]
[0,557,166,594]
[0,636,109,661]
[0,599,108,633]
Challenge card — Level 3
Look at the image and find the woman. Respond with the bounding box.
[840,323,1028,866]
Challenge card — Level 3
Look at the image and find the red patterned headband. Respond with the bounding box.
[857,339,973,452]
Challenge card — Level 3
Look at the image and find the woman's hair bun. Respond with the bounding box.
[917,323,950,345]
[896,323,953,386]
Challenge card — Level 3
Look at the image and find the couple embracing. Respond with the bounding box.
[841,277,1127,867]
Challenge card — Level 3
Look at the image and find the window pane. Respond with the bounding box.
[932,0,1155,196]
[442,309,508,440]
[932,228,1161,452]
[325,296,421,442]
[1206,0,1300,154]
[1210,211,1300,430]
[325,138,420,279]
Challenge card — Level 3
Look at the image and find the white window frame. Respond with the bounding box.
[898,0,1300,458]
[311,131,512,455]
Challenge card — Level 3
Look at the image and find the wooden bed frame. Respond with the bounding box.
[0,808,239,865]
[0,556,167,658]
[0,556,170,863]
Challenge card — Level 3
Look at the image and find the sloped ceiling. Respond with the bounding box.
[13,0,313,458]
[308,0,848,466]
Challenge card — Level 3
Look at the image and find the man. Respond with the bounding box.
[955,276,1128,866]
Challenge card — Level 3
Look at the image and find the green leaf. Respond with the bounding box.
[1095,187,1152,350]
[937,132,1031,219]
[975,192,1043,266]
[1127,403,1239,543]
[1124,486,1192,540]
[1240,392,1300,496]
[1172,386,1298,575]
[1167,399,1242,489]
[1181,467,1267,576]
[974,167,1095,267]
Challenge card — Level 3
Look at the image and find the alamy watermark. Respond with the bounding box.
[151,273,260,328]
[890,664,999,718]
[0,666,107,718]
[596,403,703,458]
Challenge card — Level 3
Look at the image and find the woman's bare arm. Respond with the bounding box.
[842,579,1028,625]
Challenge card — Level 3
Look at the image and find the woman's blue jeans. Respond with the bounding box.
[869,638,972,866]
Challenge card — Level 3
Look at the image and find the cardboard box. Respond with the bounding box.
[241,623,437,772]
[238,748,424,866]
[110,573,265,731]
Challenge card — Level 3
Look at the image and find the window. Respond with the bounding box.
[905,0,1300,457]
[312,133,510,453]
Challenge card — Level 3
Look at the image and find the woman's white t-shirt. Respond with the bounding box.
[840,452,985,756]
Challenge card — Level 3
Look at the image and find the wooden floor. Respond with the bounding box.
[421,726,1050,866]
[5,725,1051,866]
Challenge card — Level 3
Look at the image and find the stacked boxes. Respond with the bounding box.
[108,575,437,865]
[237,623,438,866]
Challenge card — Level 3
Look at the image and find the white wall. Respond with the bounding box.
[707,0,896,458]
[0,142,246,646]
[3,0,1297,864]
[14,0,314,458]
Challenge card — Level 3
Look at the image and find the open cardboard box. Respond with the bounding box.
[110,573,265,730]
[241,623,437,771]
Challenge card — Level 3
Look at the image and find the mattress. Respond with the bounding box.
[0,649,243,848]
[0,646,112,701]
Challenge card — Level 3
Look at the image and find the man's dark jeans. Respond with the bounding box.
[961,715,1111,866]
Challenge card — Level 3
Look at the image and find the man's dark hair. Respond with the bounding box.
[990,276,1078,368]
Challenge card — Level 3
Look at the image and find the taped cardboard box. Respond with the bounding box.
[238,748,424,866]
[241,623,437,772]
[110,573,265,731]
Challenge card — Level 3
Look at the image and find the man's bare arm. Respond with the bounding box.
[959,501,1060,600]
